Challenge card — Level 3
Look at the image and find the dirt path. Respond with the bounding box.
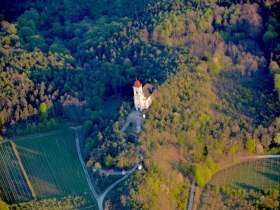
[10,141,36,199]
[13,129,62,142]
[241,154,280,159]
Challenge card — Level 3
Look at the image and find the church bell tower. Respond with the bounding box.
[133,80,143,111]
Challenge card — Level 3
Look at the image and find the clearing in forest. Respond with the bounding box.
[12,128,97,208]
[210,158,280,191]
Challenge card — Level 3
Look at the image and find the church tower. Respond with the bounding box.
[133,80,144,111]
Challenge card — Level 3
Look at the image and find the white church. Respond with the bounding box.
[133,79,154,111]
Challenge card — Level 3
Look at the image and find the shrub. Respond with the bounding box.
[245,138,256,153]
[273,133,280,145]
[94,162,101,170]
[105,155,114,168]
[0,199,9,210]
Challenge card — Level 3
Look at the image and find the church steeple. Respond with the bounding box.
[133,79,143,96]
[133,79,143,111]
[133,79,142,88]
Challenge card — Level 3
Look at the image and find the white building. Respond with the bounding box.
[133,80,154,111]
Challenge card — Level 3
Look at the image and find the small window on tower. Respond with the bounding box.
[136,91,138,94]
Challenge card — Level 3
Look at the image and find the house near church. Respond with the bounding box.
[133,79,154,111]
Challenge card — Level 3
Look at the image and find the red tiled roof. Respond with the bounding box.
[133,80,142,88]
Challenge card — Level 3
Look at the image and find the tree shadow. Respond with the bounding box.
[256,170,279,183]
[234,182,260,191]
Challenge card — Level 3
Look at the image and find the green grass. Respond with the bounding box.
[0,142,32,203]
[13,128,97,208]
[210,158,280,191]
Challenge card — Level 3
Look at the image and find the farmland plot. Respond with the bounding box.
[211,158,280,190]
[0,142,33,203]
[14,128,96,207]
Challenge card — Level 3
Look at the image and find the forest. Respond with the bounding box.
[0,0,280,209]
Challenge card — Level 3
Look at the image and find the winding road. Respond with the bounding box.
[97,164,138,176]
[98,164,138,207]
[72,127,100,208]
[71,111,142,210]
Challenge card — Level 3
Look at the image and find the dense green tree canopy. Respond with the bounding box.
[0,0,280,208]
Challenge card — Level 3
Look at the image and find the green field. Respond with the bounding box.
[0,141,33,203]
[12,128,96,208]
[210,158,280,191]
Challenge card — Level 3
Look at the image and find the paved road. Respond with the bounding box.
[72,126,139,210]
[72,110,144,209]
[72,127,100,209]
[187,180,195,210]
[98,165,137,176]
[98,165,138,206]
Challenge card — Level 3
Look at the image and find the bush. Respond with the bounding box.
[274,74,280,93]
[194,164,212,187]
[105,155,114,168]
[83,120,93,135]
[245,138,256,153]
[273,133,280,145]
[39,102,48,120]
[0,199,9,210]
[269,61,280,75]
[94,162,101,170]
